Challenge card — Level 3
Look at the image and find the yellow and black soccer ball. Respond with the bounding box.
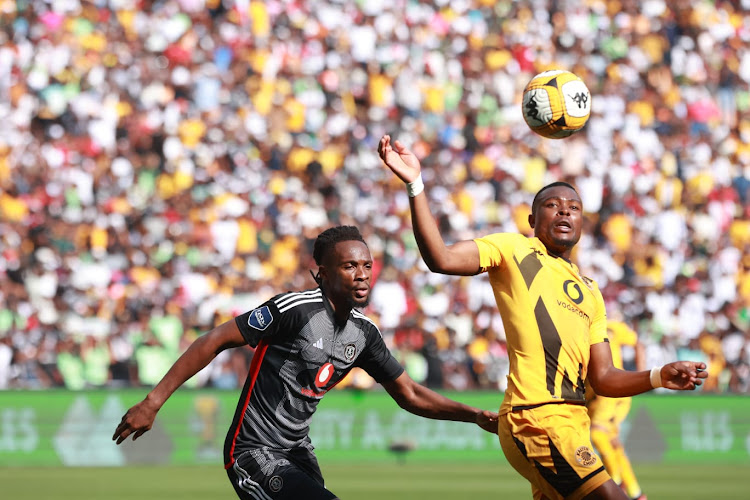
[522,70,591,139]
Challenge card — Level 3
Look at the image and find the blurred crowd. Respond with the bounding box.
[1,0,749,394]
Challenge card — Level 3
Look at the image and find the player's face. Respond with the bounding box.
[321,240,373,310]
[529,186,583,258]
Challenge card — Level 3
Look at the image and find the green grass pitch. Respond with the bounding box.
[2,462,746,499]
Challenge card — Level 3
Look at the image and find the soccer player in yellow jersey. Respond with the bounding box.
[378,135,708,500]
[587,320,646,500]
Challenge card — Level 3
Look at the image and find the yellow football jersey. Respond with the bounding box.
[606,321,638,370]
[475,233,608,414]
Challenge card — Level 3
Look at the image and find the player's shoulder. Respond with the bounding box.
[577,274,605,307]
[270,288,325,315]
[579,273,600,291]
[477,232,529,245]
[349,308,382,336]
[475,232,533,258]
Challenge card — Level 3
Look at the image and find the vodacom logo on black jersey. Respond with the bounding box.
[315,363,335,388]
[299,363,336,398]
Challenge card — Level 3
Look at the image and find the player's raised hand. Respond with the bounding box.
[112,398,160,444]
[378,135,421,183]
[659,361,708,390]
[476,409,499,434]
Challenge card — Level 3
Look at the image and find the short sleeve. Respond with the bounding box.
[235,299,282,348]
[474,233,526,272]
[588,287,609,346]
[356,325,404,383]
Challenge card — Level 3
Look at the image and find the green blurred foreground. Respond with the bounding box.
[3,390,749,467]
[1,463,747,500]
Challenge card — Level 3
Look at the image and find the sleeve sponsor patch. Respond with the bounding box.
[247,306,273,331]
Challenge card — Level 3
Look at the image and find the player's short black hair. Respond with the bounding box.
[313,226,366,265]
[531,181,579,215]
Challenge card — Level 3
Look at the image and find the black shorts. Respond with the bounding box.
[226,447,337,500]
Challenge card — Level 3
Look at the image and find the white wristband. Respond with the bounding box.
[406,174,424,197]
[650,366,663,389]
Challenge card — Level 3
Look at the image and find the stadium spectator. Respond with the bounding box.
[0,335,12,389]
[0,0,748,394]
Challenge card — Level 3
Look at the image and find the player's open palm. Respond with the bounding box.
[660,361,708,390]
[112,399,160,444]
[378,135,421,183]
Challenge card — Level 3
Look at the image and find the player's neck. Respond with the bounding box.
[548,249,572,261]
[322,290,352,325]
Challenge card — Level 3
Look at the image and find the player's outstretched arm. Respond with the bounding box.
[378,135,481,276]
[588,342,707,397]
[381,371,498,434]
[112,319,247,444]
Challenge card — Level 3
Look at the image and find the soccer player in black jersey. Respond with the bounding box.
[114,225,498,500]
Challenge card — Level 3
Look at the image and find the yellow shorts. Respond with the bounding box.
[587,396,631,434]
[498,403,610,500]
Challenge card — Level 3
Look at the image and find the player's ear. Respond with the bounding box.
[528,213,535,229]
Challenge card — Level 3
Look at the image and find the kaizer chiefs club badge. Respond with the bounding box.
[575,446,597,467]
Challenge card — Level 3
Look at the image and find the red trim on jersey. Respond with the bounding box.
[323,371,350,392]
[224,339,268,469]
